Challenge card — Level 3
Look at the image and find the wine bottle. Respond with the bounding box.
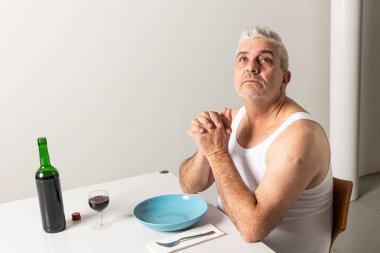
[35,137,66,233]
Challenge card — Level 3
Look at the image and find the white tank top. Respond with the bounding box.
[217,107,333,253]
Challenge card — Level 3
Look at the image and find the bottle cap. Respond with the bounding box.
[71,212,81,221]
[38,137,47,146]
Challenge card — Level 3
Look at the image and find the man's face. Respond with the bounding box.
[234,38,289,101]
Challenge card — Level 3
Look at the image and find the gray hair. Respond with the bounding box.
[237,26,289,70]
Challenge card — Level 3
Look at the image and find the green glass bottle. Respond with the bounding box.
[35,137,66,233]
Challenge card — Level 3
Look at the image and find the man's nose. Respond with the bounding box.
[246,61,259,74]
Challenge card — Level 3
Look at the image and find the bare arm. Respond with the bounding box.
[199,120,329,242]
[179,150,215,194]
[179,108,236,194]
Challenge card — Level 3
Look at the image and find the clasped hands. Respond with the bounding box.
[188,108,232,158]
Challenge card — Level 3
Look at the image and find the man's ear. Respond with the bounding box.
[283,70,291,84]
[282,70,291,88]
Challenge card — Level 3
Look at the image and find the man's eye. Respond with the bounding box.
[239,57,248,62]
[260,57,272,63]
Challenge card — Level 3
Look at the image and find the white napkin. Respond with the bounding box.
[147,224,225,253]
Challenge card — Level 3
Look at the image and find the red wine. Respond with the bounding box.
[89,195,109,212]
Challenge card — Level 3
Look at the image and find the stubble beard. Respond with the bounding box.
[238,89,265,100]
[237,84,266,100]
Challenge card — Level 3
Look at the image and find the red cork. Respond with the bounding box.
[71,212,81,221]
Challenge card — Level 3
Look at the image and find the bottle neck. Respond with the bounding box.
[39,144,51,166]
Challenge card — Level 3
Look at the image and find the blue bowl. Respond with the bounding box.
[133,194,208,231]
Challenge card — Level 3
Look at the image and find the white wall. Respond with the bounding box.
[359,0,380,176]
[0,0,331,203]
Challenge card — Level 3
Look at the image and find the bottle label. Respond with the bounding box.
[36,174,66,232]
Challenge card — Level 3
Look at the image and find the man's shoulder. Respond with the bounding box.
[280,98,326,137]
[267,116,329,169]
[279,116,326,145]
[268,116,329,170]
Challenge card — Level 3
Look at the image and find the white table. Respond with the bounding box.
[0,172,274,252]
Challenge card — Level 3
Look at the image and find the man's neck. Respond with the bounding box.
[235,94,288,148]
[243,94,287,128]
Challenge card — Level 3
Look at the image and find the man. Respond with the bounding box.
[179,26,332,253]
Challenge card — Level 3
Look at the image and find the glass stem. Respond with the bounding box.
[99,212,103,226]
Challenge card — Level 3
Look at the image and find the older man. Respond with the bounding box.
[179,26,332,253]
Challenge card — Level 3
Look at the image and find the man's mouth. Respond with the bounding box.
[242,79,262,85]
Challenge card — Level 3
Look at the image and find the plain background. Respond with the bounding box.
[0,0,378,203]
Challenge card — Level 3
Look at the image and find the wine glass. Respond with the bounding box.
[88,190,112,229]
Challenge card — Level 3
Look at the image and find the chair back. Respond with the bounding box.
[330,177,353,250]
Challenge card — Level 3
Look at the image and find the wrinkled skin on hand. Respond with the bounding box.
[188,108,232,157]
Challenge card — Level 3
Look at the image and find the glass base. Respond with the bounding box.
[93,221,112,230]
